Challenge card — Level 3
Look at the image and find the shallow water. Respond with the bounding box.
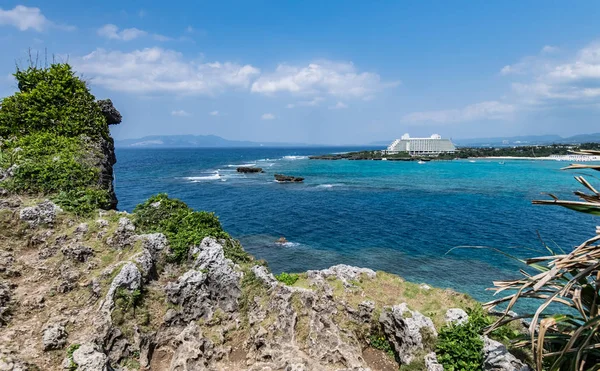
[114,147,598,302]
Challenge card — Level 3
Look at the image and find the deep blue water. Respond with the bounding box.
[114,147,599,302]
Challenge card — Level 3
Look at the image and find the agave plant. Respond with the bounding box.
[485,149,600,371]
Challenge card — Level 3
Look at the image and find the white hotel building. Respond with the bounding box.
[386,134,456,156]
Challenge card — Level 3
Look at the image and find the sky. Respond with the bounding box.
[1,1,600,144]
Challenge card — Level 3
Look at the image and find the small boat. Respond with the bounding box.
[418,160,426,164]
[469,160,476,163]
[499,161,505,165]
[382,158,388,161]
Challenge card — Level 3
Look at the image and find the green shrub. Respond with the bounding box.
[0,63,113,214]
[65,343,80,371]
[369,333,395,358]
[0,133,99,193]
[436,306,487,371]
[133,194,239,263]
[0,64,108,139]
[275,272,299,285]
[53,188,111,216]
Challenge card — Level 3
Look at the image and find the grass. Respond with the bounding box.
[294,270,476,329]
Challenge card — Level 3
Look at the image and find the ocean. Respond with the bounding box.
[114,147,598,303]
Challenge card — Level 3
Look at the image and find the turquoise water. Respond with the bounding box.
[114,147,598,302]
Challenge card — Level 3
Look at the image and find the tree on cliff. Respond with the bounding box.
[0,63,120,214]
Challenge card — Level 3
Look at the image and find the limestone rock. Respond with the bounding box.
[307,264,376,288]
[0,281,12,325]
[19,201,61,227]
[483,336,530,371]
[96,219,109,228]
[107,218,136,248]
[251,265,277,288]
[425,352,444,371]
[0,349,30,371]
[164,237,242,321]
[62,245,94,262]
[379,303,437,365]
[75,223,89,234]
[70,343,110,371]
[100,262,142,315]
[133,248,155,280]
[42,323,68,351]
[97,99,122,125]
[167,322,217,370]
[137,233,169,259]
[445,308,469,326]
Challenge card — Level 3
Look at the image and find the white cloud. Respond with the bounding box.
[403,101,515,124]
[98,24,147,41]
[0,5,73,32]
[329,101,348,109]
[261,113,275,120]
[503,41,600,104]
[209,110,220,116]
[171,110,190,117]
[251,60,398,98]
[286,103,295,109]
[74,47,261,95]
[541,45,559,54]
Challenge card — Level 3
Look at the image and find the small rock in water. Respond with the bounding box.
[276,237,288,244]
[274,174,304,182]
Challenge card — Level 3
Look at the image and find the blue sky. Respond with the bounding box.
[2,1,600,144]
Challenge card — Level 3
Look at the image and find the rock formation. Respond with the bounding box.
[274,174,305,182]
[237,167,264,173]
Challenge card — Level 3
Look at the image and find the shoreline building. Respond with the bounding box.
[386,134,456,156]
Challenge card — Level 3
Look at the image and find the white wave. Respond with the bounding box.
[282,155,307,160]
[316,183,343,189]
[186,172,221,182]
[276,241,300,247]
[226,163,256,168]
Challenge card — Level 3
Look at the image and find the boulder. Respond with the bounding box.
[100,262,142,315]
[0,281,12,325]
[70,343,110,371]
[166,239,242,323]
[42,323,68,351]
[379,303,437,365]
[483,336,530,371]
[97,99,122,125]
[19,201,62,227]
[445,308,469,326]
[106,218,136,248]
[61,245,94,262]
[274,174,304,182]
[137,233,169,259]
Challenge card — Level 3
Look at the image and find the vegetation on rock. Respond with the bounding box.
[133,193,237,263]
[0,63,114,215]
[274,272,299,285]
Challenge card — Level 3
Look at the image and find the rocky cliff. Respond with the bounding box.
[0,195,531,371]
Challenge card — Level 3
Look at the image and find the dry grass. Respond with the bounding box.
[294,271,475,329]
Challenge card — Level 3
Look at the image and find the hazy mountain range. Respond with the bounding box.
[115,133,600,148]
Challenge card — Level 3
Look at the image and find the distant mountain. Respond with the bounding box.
[115,135,307,148]
[453,134,563,147]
